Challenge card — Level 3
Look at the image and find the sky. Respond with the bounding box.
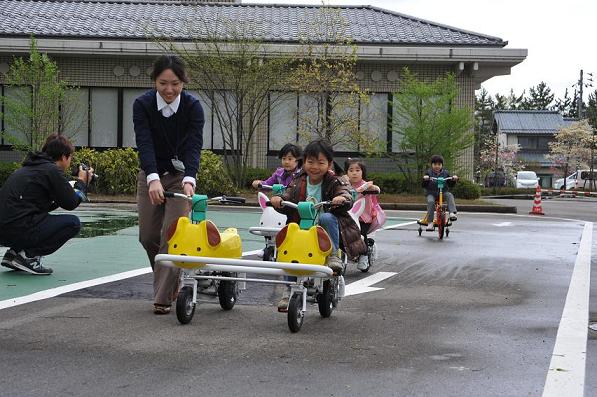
[245,0,597,102]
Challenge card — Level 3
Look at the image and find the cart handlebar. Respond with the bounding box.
[164,192,246,205]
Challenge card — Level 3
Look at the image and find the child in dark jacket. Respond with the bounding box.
[271,140,365,264]
[271,140,366,309]
[422,155,458,231]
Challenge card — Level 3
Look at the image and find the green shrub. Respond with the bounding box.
[197,150,235,195]
[452,178,481,200]
[72,148,234,195]
[0,162,21,187]
[244,167,273,188]
[368,172,409,194]
[72,147,139,194]
[481,187,535,196]
[97,148,140,195]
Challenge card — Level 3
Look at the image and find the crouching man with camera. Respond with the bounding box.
[0,134,94,275]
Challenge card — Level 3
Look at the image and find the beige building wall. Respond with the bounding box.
[0,54,478,178]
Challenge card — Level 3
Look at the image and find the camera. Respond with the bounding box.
[72,163,99,184]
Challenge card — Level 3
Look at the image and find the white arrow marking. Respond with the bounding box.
[344,271,397,297]
[493,222,513,227]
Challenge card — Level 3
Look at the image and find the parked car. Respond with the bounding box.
[553,169,595,190]
[484,171,507,187]
[515,171,539,189]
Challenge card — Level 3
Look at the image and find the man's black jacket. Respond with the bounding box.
[0,152,86,234]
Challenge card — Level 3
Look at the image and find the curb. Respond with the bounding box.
[87,198,517,214]
[378,203,517,213]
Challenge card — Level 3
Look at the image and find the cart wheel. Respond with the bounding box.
[176,286,195,325]
[287,293,304,333]
[339,251,348,276]
[318,280,334,318]
[218,275,238,311]
[446,228,450,237]
[418,227,422,236]
[263,245,275,262]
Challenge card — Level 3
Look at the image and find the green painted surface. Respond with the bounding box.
[0,207,410,301]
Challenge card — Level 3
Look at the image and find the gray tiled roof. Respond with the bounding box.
[0,0,506,46]
[494,110,571,135]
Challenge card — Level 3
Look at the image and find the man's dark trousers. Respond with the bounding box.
[0,214,81,257]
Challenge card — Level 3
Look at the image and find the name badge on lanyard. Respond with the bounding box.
[171,157,185,173]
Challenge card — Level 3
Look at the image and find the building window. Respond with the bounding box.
[212,91,238,151]
[188,90,213,151]
[267,91,390,154]
[331,93,360,152]
[269,92,298,152]
[518,136,551,150]
[297,93,322,148]
[90,88,118,147]
[360,93,389,152]
[122,88,147,148]
[64,88,89,147]
[2,85,31,145]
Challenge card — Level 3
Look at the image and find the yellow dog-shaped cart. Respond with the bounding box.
[155,193,340,333]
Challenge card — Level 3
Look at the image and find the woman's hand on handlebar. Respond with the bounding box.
[183,182,195,197]
[148,179,165,205]
[423,175,430,181]
[252,180,261,189]
[270,196,283,209]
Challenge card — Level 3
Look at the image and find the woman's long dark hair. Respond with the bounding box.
[150,55,189,83]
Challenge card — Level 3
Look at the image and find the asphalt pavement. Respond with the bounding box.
[0,200,595,397]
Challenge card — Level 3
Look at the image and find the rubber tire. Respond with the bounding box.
[446,228,450,237]
[263,246,274,262]
[176,286,195,325]
[287,294,304,333]
[437,211,445,240]
[218,275,238,311]
[318,280,334,318]
[418,227,422,236]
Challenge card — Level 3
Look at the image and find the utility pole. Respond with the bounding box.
[574,69,595,190]
[578,69,584,119]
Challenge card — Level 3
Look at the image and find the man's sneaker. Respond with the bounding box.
[326,254,344,274]
[449,212,458,221]
[425,224,435,231]
[12,252,53,275]
[1,249,21,271]
[357,255,369,271]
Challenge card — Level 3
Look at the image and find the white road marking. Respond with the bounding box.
[0,249,259,310]
[344,271,396,297]
[542,222,592,397]
[383,220,418,230]
[492,222,513,227]
[0,267,152,310]
[242,249,264,256]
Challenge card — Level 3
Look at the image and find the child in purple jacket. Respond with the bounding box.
[252,143,302,188]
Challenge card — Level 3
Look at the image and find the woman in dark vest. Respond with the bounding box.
[133,55,204,314]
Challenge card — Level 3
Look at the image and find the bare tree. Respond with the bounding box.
[287,7,380,153]
[154,13,297,188]
[547,120,593,186]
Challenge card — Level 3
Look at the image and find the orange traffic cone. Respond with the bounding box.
[529,185,545,215]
